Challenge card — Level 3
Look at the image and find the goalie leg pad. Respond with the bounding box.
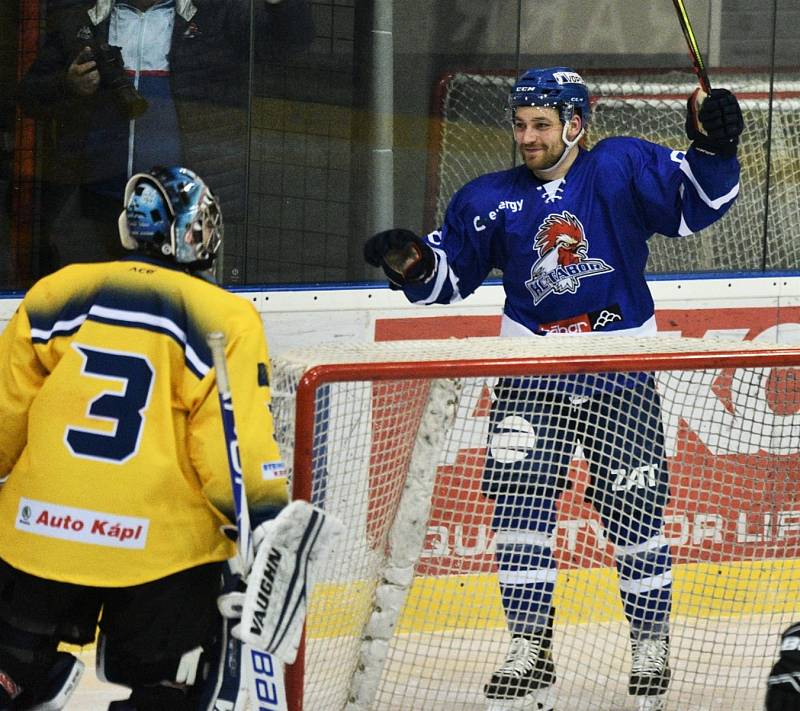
[0,651,84,711]
[226,500,343,664]
[26,653,84,711]
[0,611,85,710]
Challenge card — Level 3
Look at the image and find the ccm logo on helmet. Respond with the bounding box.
[553,71,585,85]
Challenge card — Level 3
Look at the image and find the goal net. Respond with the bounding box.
[271,334,800,711]
[424,69,800,274]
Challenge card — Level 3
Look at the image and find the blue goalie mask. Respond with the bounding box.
[119,166,223,267]
[508,67,591,127]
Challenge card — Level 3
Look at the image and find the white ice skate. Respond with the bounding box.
[485,635,556,711]
[629,636,670,711]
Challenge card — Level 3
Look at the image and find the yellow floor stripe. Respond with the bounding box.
[308,557,800,638]
[62,557,800,652]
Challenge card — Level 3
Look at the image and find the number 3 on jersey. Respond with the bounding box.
[65,344,154,463]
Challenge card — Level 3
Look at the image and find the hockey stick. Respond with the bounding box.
[671,0,712,92]
[207,332,288,711]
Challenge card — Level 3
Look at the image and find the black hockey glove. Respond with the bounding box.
[766,622,800,711]
[364,229,436,289]
[685,87,743,158]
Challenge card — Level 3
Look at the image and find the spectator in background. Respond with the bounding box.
[17,0,314,279]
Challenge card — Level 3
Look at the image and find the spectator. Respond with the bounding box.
[17,0,313,279]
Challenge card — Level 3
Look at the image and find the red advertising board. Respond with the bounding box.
[372,307,800,574]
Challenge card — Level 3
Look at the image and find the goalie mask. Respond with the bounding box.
[119,166,223,271]
[508,66,591,127]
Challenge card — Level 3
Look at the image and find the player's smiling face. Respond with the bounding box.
[513,106,575,172]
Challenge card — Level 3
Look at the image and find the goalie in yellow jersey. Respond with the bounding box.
[0,166,340,711]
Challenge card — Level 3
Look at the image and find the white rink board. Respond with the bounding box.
[2,274,800,354]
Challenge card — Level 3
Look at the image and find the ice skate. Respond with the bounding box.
[636,695,667,711]
[484,634,556,711]
[629,636,670,710]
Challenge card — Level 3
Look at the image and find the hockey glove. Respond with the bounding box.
[766,621,800,710]
[364,228,436,289]
[685,87,743,157]
[218,500,344,665]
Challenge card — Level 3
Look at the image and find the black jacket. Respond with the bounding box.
[18,0,314,220]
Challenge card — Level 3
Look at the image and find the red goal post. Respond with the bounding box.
[273,334,800,711]
[424,67,800,273]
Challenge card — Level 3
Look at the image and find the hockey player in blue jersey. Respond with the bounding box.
[364,67,743,711]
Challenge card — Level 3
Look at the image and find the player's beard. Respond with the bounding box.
[518,140,566,173]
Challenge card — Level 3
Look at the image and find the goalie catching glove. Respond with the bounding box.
[685,87,743,157]
[218,500,343,664]
[364,228,436,289]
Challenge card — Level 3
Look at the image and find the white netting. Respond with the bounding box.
[426,69,800,273]
[272,335,800,711]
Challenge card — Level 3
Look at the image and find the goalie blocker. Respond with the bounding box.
[219,500,344,665]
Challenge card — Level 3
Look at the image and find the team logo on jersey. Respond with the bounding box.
[525,211,613,305]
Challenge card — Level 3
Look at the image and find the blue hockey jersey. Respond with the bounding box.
[404,138,740,336]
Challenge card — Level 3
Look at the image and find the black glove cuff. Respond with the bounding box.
[690,135,739,158]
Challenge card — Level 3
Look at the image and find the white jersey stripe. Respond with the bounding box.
[31,305,209,377]
[680,158,740,210]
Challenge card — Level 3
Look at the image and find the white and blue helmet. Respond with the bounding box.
[508,66,591,127]
[119,166,223,268]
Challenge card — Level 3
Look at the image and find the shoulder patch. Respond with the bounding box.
[257,362,269,387]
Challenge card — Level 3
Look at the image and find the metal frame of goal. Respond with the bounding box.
[273,334,800,711]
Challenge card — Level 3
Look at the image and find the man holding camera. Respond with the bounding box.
[17,0,313,279]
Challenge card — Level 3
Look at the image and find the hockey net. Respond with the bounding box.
[424,69,800,273]
[272,334,800,711]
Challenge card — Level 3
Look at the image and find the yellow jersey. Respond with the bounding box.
[0,258,288,586]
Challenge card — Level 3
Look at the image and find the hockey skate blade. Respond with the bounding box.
[637,694,667,711]
[486,686,556,711]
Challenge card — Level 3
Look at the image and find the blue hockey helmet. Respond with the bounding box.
[119,166,223,267]
[508,67,591,126]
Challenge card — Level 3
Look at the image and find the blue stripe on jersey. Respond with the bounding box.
[28,289,212,380]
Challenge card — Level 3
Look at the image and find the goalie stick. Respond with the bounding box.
[671,0,712,92]
[207,332,288,711]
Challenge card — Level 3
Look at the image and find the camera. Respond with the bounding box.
[81,40,149,120]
